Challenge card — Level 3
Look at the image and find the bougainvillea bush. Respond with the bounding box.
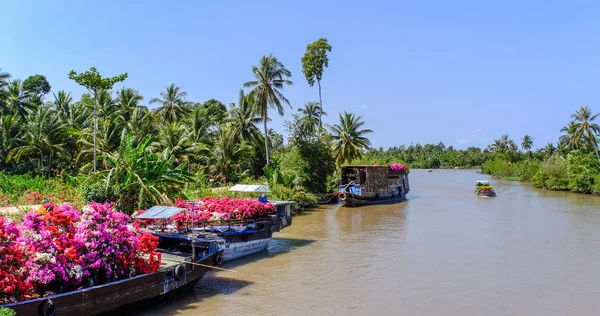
[0,202,159,303]
[389,163,407,173]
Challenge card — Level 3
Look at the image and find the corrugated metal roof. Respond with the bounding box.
[136,206,187,219]
[228,184,271,193]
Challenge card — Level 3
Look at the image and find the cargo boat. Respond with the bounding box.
[338,165,410,207]
[1,206,222,316]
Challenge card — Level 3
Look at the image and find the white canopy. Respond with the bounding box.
[228,184,271,193]
[476,180,490,185]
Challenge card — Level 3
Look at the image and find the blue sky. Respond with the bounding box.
[1,0,599,150]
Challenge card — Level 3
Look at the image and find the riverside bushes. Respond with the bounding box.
[0,172,84,207]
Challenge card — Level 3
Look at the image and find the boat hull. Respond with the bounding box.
[476,191,496,197]
[223,238,272,261]
[341,192,408,207]
[2,253,218,316]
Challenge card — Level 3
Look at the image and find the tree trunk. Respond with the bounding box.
[48,153,52,178]
[93,95,98,172]
[318,80,323,129]
[595,145,600,162]
[263,115,269,167]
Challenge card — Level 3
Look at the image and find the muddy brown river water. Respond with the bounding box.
[136,169,600,316]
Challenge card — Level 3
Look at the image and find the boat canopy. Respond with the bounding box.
[476,180,490,185]
[228,184,271,193]
[136,206,187,219]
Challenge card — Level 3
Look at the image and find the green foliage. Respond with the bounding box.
[566,151,600,193]
[23,74,51,98]
[0,172,84,207]
[270,185,318,212]
[328,111,373,166]
[301,38,332,87]
[532,155,569,190]
[99,135,193,213]
[68,67,128,93]
[0,307,16,316]
[517,159,540,182]
[482,155,519,177]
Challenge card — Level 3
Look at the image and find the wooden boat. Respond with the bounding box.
[338,165,410,207]
[475,180,496,197]
[183,186,294,262]
[2,206,223,316]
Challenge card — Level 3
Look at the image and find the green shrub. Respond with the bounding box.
[482,156,519,177]
[0,307,16,316]
[532,155,569,190]
[271,185,318,212]
[517,159,540,182]
[566,151,600,193]
[593,174,600,194]
[83,180,115,204]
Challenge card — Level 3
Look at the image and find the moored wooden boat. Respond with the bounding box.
[338,164,410,207]
[2,236,222,316]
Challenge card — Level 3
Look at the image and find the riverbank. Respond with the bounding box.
[482,152,600,196]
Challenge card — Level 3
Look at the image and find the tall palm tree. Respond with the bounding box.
[559,120,579,150]
[0,68,10,89]
[298,101,325,134]
[150,84,188,123]
[4,80,34,119]
[114,87,144,121]
[327,111,373,166]
[52,91,74,123]
[571,105,600,160]
[521,134,534,157]
[243,54,293,165]
[228,89,263,146]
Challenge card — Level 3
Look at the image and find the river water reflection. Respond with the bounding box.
[136,169,600,316]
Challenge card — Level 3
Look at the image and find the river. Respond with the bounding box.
[136,169,600,316]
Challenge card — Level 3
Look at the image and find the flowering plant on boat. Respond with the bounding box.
[389,163,407,173]
[0,217,31,303]
[0,202,162,303]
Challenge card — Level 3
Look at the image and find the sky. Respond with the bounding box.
[1,0,599,150]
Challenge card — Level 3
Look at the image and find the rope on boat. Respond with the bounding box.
[180,260,238,272]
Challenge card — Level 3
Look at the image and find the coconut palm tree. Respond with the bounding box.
[7,105,68,173]
[542,142,556,158]
[243,54,293,166]
[559,120,579,150]
[228,89,263,146]
[150,84,189,123]
[521,134,534,157]
[327,111,373,166]
[77,117,125,170]
[155,123,197,166]
[298,101,325,134]
[114,87,144,121]
[570,105,600,160]
[0,68,10,88]
[4,80,34,119]
[206,126,252,178]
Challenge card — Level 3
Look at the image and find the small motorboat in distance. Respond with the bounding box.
[475,180,496,197]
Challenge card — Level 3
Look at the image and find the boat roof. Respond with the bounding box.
[228,184,271,193]
[136,206,187,219]
[476,180,490,185]
[341,165,391,168]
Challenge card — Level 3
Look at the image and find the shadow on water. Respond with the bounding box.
[222,237,316,269]
[123,276,254,316]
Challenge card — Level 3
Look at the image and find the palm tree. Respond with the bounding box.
[559,120,579,150]
[521,134,534,156]
[4,80,34,119]
[52,91,74,123]
[0,68,10,88]
[243,54,293,166]
[298,101,325,134]
[77,117,125,170]
[327,111,373,166]
[543,142,556,158]
[7,105,68,173]
[150,84,189,123]
[570,105,600,160]
[228,89,263,146]
[114,88,143,121]
[206,126,252,178]
[155,123,197,166]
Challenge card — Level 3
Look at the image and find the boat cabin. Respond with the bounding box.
[339,165,409,199]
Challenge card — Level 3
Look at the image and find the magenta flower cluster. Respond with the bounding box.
[389,163,407,172]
